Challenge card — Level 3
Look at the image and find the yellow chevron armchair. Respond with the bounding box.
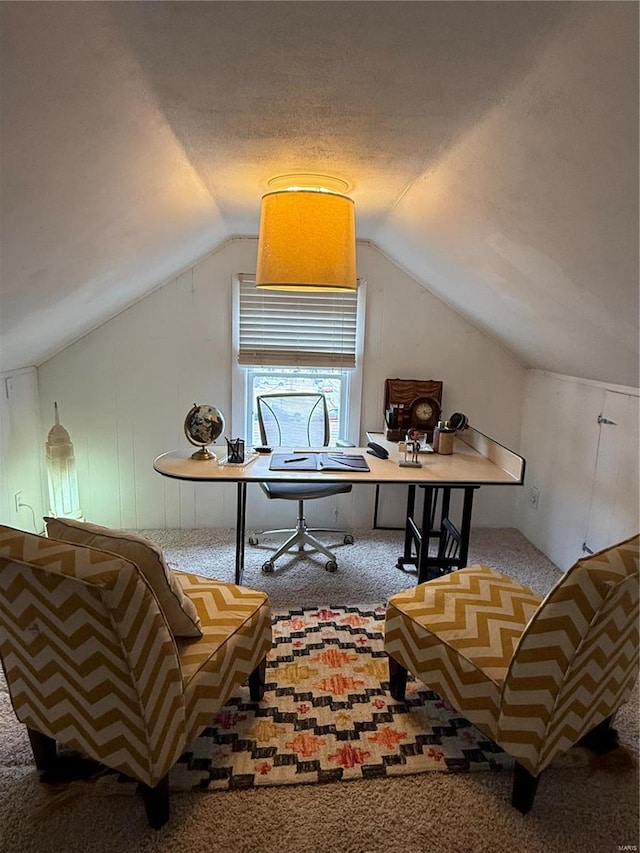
[0,525,272,828]
[384,534,639,813]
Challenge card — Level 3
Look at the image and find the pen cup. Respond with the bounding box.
[226,437,245,463]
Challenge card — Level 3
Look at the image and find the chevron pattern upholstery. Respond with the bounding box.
[385,534,639,812]
[44,516,203,638]
[0,525,272,828]
[385,565,542,739]
[173,571,273,741]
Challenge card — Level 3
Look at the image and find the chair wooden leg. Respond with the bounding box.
[28,727,105,783]
[579,715,619,753]
[512,761,541,814]
[249,657,267,701]
[27,728,57,772]
[141,774,170,829]
[388,655,408,701]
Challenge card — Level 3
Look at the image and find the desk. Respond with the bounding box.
[154,430,524,586]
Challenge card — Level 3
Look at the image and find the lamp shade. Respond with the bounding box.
[256,189,356,291]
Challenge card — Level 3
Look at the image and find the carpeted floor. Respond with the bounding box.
[144,524,567,606]
[0,528,638,853]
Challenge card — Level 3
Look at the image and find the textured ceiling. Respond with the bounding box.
[1,2,638,384]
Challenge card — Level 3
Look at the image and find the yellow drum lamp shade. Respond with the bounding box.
[256,189,356,292]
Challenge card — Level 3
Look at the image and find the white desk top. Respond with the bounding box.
[154,428,524,487]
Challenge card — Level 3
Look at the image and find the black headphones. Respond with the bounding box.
[448,412,469,432]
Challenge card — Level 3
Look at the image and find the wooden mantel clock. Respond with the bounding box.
[409,395,441,434]
[384,378,443,442]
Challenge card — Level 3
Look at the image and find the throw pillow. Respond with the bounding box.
[44,517,202,638]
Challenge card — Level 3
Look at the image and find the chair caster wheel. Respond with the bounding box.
[261,561,275,574]
[325,560,338,572]
[343,534,354,545]
[248,536,259,546]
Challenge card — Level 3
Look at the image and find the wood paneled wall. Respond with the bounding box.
[30,239,526,531]
[517,370,639,569]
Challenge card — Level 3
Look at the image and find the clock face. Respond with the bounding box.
[410,395,441,427]
[415,401,434,421]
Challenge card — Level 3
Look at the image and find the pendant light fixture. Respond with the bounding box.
[256,174,356,292]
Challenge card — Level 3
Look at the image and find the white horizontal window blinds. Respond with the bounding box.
[238,276,358,368]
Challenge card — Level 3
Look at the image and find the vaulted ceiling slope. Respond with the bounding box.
[1,2,638,385]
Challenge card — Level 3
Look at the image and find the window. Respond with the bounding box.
[232,275,365,446]
[245,367,346,446]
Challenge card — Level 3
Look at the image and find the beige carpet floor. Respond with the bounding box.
[0,528,637,853]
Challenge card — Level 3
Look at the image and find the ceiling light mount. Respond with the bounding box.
[267,173,351,195]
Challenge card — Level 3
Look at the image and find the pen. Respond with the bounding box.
[284,456,308,463]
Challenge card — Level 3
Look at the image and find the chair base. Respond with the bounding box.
[28,728,104,783]
[385,663,624,816]
[27,727,169,829]
[384,667,544,815]
[268,526,338,562]
[251,500,353,572]
[26,660,269,829]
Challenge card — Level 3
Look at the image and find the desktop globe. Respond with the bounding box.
[184,404,225,460]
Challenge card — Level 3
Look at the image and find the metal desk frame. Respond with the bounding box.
[397,483,479,583]
[154,429,524,586]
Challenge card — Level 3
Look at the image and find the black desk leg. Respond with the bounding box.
[396,485,417,570]
[440,488,451,528]
[458,487,475,569]
[373,484,381,529]
[235,482,247,586]
[417,487,435,584]
[373,483,406,531]
[403,485,416,559]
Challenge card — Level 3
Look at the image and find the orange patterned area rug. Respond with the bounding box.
[106,606,586,793]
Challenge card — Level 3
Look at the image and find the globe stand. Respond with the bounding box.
[190,446,217,461]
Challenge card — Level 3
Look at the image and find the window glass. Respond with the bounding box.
[246,367,346,446]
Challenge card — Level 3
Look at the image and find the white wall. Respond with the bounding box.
[516,370,639,570]
[24,238,527,534]
[0,367,45,533]
[358,242,526,529]
[5,243,634,572]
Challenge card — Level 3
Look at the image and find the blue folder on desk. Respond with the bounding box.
[269,453,370,472]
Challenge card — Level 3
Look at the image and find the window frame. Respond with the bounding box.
[231,276,366,446]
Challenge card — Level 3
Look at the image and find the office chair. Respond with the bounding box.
[249,392,354,573]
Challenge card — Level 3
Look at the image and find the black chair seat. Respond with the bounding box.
[261,482,352,501]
